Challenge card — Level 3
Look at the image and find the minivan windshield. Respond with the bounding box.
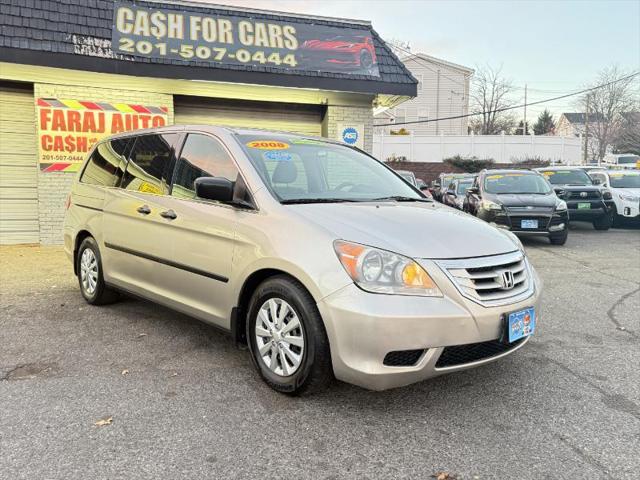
[484,172,552,194]
[237,134,423,203]
[540,169,592,185]
[608,172,640,188]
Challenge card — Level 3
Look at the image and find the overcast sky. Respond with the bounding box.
[203,0,639,120]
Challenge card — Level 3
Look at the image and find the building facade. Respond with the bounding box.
[374,53,473,136]
[0,0,416,245]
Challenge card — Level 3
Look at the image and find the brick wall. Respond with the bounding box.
[34,83,173,244]
[324,104,373,153]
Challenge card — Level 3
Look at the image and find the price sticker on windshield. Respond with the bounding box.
[487,175,503,180]
[246,140,290,150]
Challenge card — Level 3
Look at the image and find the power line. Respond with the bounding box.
[374,71,640,127]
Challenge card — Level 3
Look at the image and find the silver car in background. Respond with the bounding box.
[64,126,541,394]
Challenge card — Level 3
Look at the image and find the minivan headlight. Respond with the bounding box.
[334,240,442,296]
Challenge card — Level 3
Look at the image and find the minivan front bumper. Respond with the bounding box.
[317,258,541,391]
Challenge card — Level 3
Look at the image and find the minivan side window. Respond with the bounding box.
[121,134,178,195]
[80,138,130,187]
[172,134,239,200]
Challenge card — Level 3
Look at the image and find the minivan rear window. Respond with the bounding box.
[80,138,130,187]
[121,134,177,195]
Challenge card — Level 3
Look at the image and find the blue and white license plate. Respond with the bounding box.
[521,219,538,229]
[507,307,536,343]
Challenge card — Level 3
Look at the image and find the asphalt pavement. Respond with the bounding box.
[1,223,639,480]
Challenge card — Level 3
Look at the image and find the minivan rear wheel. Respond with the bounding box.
[76,237,119,305]
[246,276,332,395]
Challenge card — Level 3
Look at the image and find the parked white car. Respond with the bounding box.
[588,170,640,224]
[602,153,640,169]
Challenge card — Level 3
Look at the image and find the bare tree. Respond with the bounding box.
[579,66,639,160]
[469,65,518,134]
[613,112,640,155]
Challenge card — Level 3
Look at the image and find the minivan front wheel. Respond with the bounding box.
[247,276,332,395]
[76,237,119,305]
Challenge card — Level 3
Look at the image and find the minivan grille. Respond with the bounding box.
[383,349,425,367]
[435,338,525,368]
[435,251,533,307]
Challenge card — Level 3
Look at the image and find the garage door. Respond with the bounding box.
[175,97,323,136]
[0,83,39,244]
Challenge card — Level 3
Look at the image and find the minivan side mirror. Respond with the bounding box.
[195,177,234,202]
[553,187,565,196]
[467,187,479,195]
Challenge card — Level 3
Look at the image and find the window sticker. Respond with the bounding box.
[487,175,504,180]
[246,140,290,150]
[505,173,524,177]
[263,151,293,162]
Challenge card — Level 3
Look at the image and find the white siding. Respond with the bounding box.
[375,54,472,136]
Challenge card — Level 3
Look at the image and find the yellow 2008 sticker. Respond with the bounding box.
[246,140,290,150]
[487,174,504,180]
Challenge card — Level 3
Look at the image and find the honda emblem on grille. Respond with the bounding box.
[498,270,515,290]
[580,192,588,198]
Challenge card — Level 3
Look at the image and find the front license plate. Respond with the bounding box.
[507,307,536,343]
[521,219,538,229]
[577,202,591,209]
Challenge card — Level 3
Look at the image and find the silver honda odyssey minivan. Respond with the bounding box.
[64,125,541,394]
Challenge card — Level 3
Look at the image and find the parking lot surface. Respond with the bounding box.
[1,224,639,480]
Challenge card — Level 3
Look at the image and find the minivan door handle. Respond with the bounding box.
[160,209,177,220]
[137,205,151,215]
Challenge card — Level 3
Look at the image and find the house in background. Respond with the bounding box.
[555,112,604,137]
[375,53,473,135]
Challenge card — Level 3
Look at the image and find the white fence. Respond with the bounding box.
[373,133,583,164]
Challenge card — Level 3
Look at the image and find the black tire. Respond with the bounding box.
[549,230,568,245]
[76,237,119,305]
[609,205,623,228]
[246,275,333,395]
[592,213,612,231]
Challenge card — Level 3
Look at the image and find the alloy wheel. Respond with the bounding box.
[254,298,305,377]
[80,248,98,295]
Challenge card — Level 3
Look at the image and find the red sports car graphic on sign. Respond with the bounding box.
[300,35,379,74]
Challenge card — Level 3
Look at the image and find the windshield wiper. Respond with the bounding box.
[371,195,431,202]
[280,198,361,204]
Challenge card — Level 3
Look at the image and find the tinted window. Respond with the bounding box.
[121,134,177,195]
[484,173,552,194]
[608,172,640,188]
[539,169,591,185]
[457,180,473,194]
[172,134,239,200]
[80,138,129,187]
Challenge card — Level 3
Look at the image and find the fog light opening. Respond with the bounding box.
[549,223,565,232]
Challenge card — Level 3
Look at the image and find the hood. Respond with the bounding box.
[553,184,599,192]
[614,188,640,197]
[486,193,557,208]
[288,202,518,259]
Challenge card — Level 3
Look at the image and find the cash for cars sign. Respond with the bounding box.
[36,98,168,172]
[112,1,380,76]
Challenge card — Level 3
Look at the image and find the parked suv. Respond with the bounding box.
[534,167,613,230]
[64,126,541,394]
[442,175,475,210]
[465,169,569,245]
[588,169,640,225]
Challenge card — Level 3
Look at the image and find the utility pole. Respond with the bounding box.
[523,84,527,135]
[584,94,590,165]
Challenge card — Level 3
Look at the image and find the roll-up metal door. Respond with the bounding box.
[0,83,39,244]
[174,97,323,136]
